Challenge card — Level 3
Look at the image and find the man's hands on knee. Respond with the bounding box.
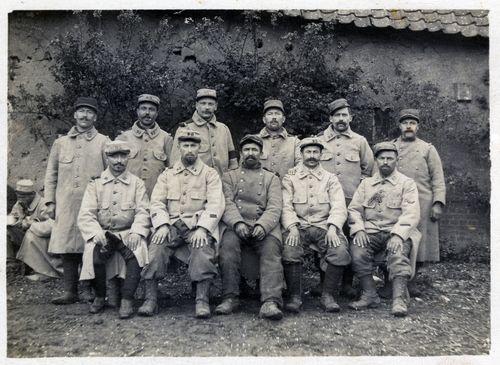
[190,226,209,248]
[125,233,141,251]
[353,231,369,248]
[387,234,403,254]
[325,225,342,247]
[234,222,251,240]
[285,225,300,247]
[251,225,266,241]
[151,224,171,245]
[92,231,107,246]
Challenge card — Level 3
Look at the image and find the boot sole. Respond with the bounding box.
[322,305,341,313]
[348,302,380,310]
[260,312,283,320]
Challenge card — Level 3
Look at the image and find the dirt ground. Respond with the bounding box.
[6,260,490,357]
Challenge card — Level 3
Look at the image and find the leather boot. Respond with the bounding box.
[89,297,105,314]
[378,267,392,299]
[320,265,344,312]
[259,301,283,320]
[391,276,409,317]
[138,279,158,316]
[52,257,78,305]
[119,299,134,319]
[195,280,211,319]
[284,263,302,313]
[310,253,323,297]
[106,277,121,308]
[80,280,95,303]
[215,297,240,315]
[348,275,381,310]
[340,266,359,298]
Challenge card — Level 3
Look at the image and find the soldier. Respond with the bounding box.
[169,88,238,176]
[78,141,151,318]
[148,129,225,318]
[8,179,62,280]
[317,98,375,297]
[215,135,284,320]
[348,142,420,317]
[115,94,173,196]
[393,109,446,265]
[281,138,351,313]
[258,99,301,179]
[44,97,109,304]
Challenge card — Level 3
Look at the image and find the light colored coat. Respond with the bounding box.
[116,121,173,196]
[258,127,302,180]
[393,137,446,262]
[44,126,109,254]
[318,125,374,199]
[78,169,151,280]
[281,163,347,232]
[169,112,238,176]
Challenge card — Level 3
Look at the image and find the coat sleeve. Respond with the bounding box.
[294,137,302,166]
[281,174,300,230]
[226,126,238,170]
[390,179,421,241]
[427,145,446,205]
[326,175,347,231]
[359,137,374,179]
[256,174,282,234]
[221,172,245,229]
[130,180,151,238]
[150,171,172,229]
[169,128,181,167]
[77,180,105,242]
[101,136,111,169]
[164,134,174,165]
[44,138,60,204]
[348,181,367,236]
[197,168,225,234]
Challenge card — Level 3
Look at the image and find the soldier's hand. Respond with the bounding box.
[285,225,300,247]
[21,217,33,230]
[430,202,443,222]
[93,231,107,246]
[251,225,266,241]
[325,225,341,247]
[126,233,141,251]
[151,224,171,245]
[353,231,369,248]
[46,202,56,219]
[235,222,251,240]
[387,234,403,254]
[190,227,208,249]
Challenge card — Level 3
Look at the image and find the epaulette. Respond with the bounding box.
[317,131,325,136]
[90,176,100,181]
[286,166,298,176]
[262,167,280,178]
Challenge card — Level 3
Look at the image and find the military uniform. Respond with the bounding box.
[218,136,284,310]
[393,109,445,263]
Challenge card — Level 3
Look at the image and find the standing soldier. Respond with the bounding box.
[116,94,173,196]
[170,88,238,176]
[148,129,225,318]
[348,142,420,317]
[393,109,446,265]
[45,97,109,305]
[281,138,351,313]
[318,98,374,296]
[258,99,301,179]
[215,135,284,320]
[78,141,151,319]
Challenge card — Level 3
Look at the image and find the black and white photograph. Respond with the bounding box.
[1,0,496,363]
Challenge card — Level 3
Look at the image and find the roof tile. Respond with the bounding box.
[408,19,428,31]
[353,17,371,27]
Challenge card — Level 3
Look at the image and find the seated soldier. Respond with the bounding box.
[147,129,225,319]
[7,179,62,280]
[281,138,351,313]
[348,141,420,317]
[215,134,284,320]
[78,141,151,319]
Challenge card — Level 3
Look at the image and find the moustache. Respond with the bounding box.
[305,157,319,163]
[245,155,257,160]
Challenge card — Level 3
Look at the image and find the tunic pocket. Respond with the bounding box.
[58,154,74,163]
[320,151,334,161]
[345,153,360,163]
[153,150,167,162]
[191,191,207,200]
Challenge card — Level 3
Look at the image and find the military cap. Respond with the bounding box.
[196,88,217,101]
[299,137,324,151]
[138,94,160,107]
[328,98,350,115]
[263,99,285,113]
[16,179,35,193]
[373,141,398,157]
[177,129,202,143]
[74,97,98,113]
[239,134,264,150]
[104,141,131,155]
[398,109,420,123]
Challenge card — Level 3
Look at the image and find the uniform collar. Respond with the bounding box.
[296,163,325,180]
[132,121,160,139]
[324,125,353,141]
[259,127,288,139]
[371,170,401,186]
[394,136,420,145]
[192,111,217,127]
[67,126,98,141]
[27,193,41,213]
[101,168,131,185]
[173,158,204,176]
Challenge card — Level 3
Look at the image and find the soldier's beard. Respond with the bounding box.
[242,156,260,168]
[402,130,416,141]
[182,154,197,166]
[379,165,394,177]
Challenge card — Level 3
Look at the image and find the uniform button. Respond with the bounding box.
[74,175,79,178]
[181,202,185,205]
[213,153,217,156]
[184,173,188,176]
[381,181,385,185]
[143,158,147,161]
[112,213,117,216]
[310,195,314,198]
[271,162,275,165]
[309,204,314,207]
[144,138,149,142]
[113,191,117,194]
[183,192,187,195]
[239,189,243,192]
[212,143,215,147]
[309,185,313,188]
[257,193,261,195]
[114,180,119,184]
[238,206,242,209]
[241,171,245,174]
[237,199,241,202]
[240,179,244,182]
[337,153,341,156]
[336,162,341,165]
[308,176,312,179]
[77,145,82,149]
[113,202,117,205]
[336,144,340,147]
[259,182,262,185]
